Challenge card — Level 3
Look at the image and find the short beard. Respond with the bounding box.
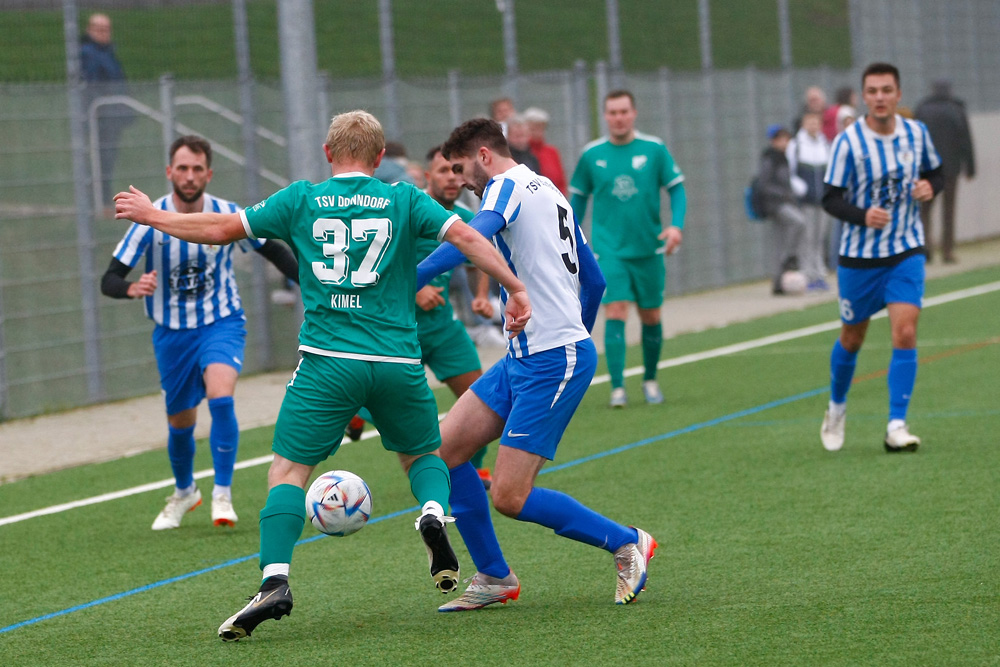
[173,184,204,204]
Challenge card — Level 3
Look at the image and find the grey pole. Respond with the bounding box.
[378,0,401,139]
[595,60,609,135]
[777,0,796,123]
[277,0,323,183]
[447,69,461,129]
[0,247,7,419]
[500,0,519,101]
[657,66,673,147]
[63,0,104,402]
[159,74,175,164]
[697,0,727,286]
[605,0,624,89]
[233,0,273,369]
[697,0,713,70]
[572,60,591,151]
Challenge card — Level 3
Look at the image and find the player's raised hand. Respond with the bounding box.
[127,270,157,298]
[471,295,494,319]
[114,185,154,223]
[865,206,891,229]
[416,285,445,311]
[911,179,934,202]
[503,289,531,338]
[659,226,683,255]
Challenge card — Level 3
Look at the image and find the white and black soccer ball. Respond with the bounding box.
[779,270,809,295]
[305,470,372,536]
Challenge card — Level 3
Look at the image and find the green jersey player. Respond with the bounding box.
[570,89,688,408]
[114,110,530,642]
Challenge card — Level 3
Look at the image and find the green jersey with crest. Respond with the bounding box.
[240,173,459,362]
[569,132,684,259]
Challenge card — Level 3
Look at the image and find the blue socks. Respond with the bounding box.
[516,487,637,553]
[829,339,858,404]
[887,348,918,421]
[167,424,196,491]
[208,396,239,487]
[448,463,510,579]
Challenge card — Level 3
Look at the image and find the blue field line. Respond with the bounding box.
[0,386,827,636]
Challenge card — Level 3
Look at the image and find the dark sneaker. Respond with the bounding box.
[345,415,365,442]
[416,513,460,593]
[218,576,293,642]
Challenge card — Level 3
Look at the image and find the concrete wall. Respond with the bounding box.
[955,112,1000,242]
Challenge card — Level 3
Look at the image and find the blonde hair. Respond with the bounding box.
[324,110,385,167]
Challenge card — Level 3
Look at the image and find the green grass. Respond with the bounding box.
[1,265,998,664]
[0,0,850,83]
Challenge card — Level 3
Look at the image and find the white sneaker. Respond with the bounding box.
[212,493,238,527]
[468,324,508,348]
[438,571,521,612]
[884,424,920,452]
[642,380,664,405]
[821,409,846,451]
[614,527,658,605]
[609,387,627,408]
[151,487,202,530]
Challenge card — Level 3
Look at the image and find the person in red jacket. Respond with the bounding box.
[523,107,568,194]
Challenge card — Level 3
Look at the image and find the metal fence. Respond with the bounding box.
[1,0,999,420]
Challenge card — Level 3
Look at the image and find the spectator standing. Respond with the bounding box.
[505,115,541,173]
[489,97,516,136]
[915,80,976,263]
[757,125,807,295]
[80,12,134,208]
[786,112,832,290]
[373,141,416,185]
[523,106,568,194]
[823,86,857,141]
[794,85,828,132]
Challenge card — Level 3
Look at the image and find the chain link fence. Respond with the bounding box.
[1,0,998,419]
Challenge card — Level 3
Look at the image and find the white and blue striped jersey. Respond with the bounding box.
[480,163,590,358]
[825,115,941,260]
[112,193,264,329]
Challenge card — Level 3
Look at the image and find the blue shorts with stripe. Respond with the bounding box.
[152,312,247,415]
[471,337,597,460]
[836,253,925,324]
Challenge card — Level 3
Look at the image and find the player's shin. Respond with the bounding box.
[605,320,626,388]
[450,462,509,578]
[641,323,662,381]
[208,396,239,487]
[830,339,858,405]
[407,454,452,513]
[516,486,636,552]
[167,424,196,491]
[258,484,306,577]
[887,348,918,421]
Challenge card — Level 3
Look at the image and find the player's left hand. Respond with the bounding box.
[114,185,154,223]
[503,289,531,339]
[911,179,934,202]
[416,285,445,311]
[659,226,683,255]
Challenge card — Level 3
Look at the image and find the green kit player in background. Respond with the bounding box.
[569,89,687,408]
[114,110,531,642]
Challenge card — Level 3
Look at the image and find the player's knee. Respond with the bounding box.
[893,326,917,348]
[489,483,527,518]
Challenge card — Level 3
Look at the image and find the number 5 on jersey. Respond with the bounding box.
[312,217,392,286]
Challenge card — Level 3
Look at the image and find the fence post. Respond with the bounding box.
[0,248,7,420]
[657,66,673,147]
[594,60,609,135]
[572,60,591,153]
[63,0,104,403]
[447,69,461,129]
[159,74,175,163]
[605,0,624,89]
[277,0,323,183]
[233,0,273,369]
[378,0,401,139]
[500,0,519,101]
[560,69,577,162]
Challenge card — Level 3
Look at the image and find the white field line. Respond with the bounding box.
[3,280,999,529]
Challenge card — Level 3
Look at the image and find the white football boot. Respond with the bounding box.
[212,493,238,527]
[821,409,846,451]
[151,487,202,530]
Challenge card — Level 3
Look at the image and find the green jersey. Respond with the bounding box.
[415,202,474,335]
[240,174,459,362]
[569,132,684,259]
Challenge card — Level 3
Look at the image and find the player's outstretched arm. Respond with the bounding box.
[114,185,247,245]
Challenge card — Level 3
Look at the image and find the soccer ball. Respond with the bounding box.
[305,470,372,536]
[779,270,809,295]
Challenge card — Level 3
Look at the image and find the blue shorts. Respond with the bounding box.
[471,337,597,460]
[836,254,925,324]
[152,313,247,415]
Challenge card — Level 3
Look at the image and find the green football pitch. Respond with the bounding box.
[1,265,998,665]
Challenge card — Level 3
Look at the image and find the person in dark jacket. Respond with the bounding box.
[81,13,134,207]
[915,80,976,263]
[757,125,807,294]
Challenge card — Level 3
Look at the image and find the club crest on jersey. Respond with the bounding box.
[612,175,638,201]
[170,260,213,296]
[595,159,607,168]
[896,149,914,167]
[632,155,648,170]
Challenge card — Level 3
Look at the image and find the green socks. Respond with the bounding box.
[605,319,626,388]
[259,483,306,570]
[408,454,452,511]
[641,322,662,381]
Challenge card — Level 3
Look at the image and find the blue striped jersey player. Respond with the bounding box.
[819,63,943,453]
[417,118,657,611]
[101,135,298,530]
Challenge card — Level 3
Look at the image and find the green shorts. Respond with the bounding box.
[597,254,666,309]
[418,311,481,382]
[273,352,441,466]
